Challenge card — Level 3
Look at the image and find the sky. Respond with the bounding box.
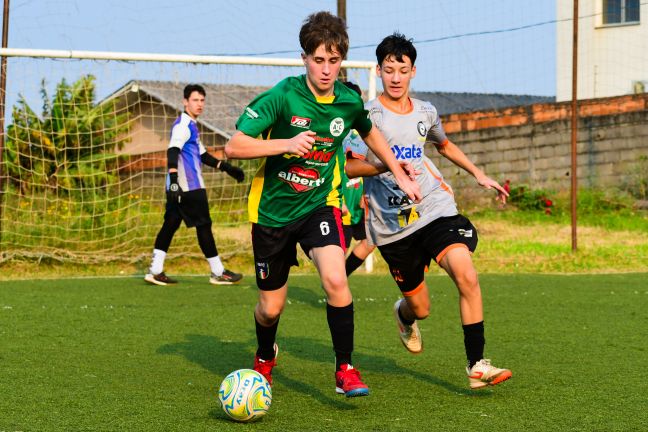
[5,0,557,109]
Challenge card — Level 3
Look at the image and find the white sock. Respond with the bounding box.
[208,255,224,276]
[150,249,166,275]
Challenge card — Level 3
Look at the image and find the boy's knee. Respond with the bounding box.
[322,273,348,294]
[257,302,284,324]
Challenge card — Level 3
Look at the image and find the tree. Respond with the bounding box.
[4,74,130,195]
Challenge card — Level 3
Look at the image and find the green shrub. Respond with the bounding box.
[508,185,554,212]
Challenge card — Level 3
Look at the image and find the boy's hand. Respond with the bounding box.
[167,172,183,203]
[219,161,245,183]
[286,130,315,156]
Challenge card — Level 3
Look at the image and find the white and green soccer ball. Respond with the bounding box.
[218,369,272,422]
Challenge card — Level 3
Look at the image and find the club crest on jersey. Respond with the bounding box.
[417,121,427,137]
[330,117,345,137]
[256,262,270,280]
[278,166,325,192]
[391,144,422,160]
[387,195,413,207]
[291,116,312,128]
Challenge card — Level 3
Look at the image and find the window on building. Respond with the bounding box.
[603,0,640,25]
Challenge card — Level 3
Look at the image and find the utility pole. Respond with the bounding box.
[570,0,578,251]
[337,0,347,81]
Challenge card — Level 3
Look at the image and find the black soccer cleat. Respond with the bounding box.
[144,272,178,286]
[209,269,243,285]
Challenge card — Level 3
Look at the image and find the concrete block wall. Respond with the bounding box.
[434,94,648,192]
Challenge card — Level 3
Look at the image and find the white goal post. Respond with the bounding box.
[0,48,376,270]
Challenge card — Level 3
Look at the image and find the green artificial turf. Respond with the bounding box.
[1,273,646,431]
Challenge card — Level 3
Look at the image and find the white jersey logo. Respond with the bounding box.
[330,117,345,137]
[458,229,473,238]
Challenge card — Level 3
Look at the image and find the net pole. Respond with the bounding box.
[364,66,377,273]
[0,0,11,248]
[337,0,347,82]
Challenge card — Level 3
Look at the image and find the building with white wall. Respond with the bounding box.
[557,0,648,101]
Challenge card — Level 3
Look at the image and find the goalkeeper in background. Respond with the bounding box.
[145,84,244,286]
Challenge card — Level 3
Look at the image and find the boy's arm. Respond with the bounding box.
[345,157,385,178]
[224,130,315,159]
[360,126,421,202]
[436,140,508,196]
[345,157,418,180]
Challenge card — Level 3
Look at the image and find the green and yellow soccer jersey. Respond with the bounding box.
[342,175,364,226]
[235,75,373,227]
[341,130,366,226]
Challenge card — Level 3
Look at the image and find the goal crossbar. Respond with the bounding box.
[0,48,377,98]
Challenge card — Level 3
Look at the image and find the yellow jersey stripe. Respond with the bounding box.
[326,152,342,208]
[247,158,267,223]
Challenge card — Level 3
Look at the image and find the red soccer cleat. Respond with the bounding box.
[335,364,369,397]
[253,343,278,385]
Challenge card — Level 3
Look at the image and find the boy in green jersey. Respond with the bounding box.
[225,12,420,397]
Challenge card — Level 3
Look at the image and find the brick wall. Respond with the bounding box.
[436,93,648,192]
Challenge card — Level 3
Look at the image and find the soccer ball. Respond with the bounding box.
[218,369,272,422]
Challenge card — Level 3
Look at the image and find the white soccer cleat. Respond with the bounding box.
[393,299,423,354]
[466,359,512,389]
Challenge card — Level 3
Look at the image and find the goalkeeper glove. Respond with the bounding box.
[167,172,183,203]
[219,161,245,183]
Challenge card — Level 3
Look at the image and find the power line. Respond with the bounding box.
[206,17,558,57]
[204,6,634,58]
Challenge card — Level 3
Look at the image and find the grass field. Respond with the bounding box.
[1,273,647,431]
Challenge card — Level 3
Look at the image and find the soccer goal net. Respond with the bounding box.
[0,48,376,265]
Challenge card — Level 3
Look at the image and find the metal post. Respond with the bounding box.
[0,0,11,248]
[337,0,347,82]
[570,0,578,252]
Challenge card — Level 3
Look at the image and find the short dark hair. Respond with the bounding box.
[376,33,417,66]
[299,11,349,58]
[183,84,206,99]
[343,81,362,97]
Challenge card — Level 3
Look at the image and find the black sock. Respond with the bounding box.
[255,314,279,360]
[345,252,364,276]
[398,302,415,326]
[326,302,354,370]
[462,321,485,368]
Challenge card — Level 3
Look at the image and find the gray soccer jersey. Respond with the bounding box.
[348,97,458,246]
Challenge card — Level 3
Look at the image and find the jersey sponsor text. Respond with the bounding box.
[278,166,325,192]
[391,144,422,160]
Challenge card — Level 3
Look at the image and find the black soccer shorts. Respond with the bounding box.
[165,188,212,228]
[343,213,368,248]
[252,206,345,291]
[378,214,478,294]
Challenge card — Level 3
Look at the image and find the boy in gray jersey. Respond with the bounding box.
[345,33,512,389]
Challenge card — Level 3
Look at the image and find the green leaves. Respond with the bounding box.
[4,74,131,195]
